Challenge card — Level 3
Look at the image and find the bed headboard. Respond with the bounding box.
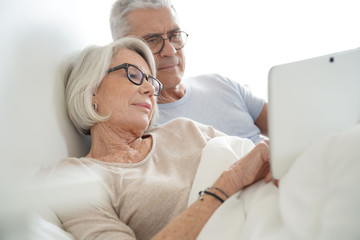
[0,2,108,238]
[0,2,105,177]
[0,27,91,178]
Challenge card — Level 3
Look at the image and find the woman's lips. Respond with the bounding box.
[133,102,151,111]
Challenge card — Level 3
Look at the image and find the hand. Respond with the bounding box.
[215,140,273,196]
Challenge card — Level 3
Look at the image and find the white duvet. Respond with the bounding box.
[31,125,360,240]
[188,125,360,240]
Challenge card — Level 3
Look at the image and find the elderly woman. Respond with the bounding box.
[58,36,272,240]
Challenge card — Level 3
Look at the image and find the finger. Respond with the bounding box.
[265,171,273,182]
[256,162,271,182]
[274,179,279,187]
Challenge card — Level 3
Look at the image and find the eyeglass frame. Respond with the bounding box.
[143,30,189,54]
[107,63,163,96]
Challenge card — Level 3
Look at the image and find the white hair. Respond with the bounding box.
[63,36,157,135]
[110,0,175,41]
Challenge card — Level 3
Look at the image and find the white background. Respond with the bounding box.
[173,0,360,99]
[2,0,359,99]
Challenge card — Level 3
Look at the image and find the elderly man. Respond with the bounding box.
[110,0,268,143]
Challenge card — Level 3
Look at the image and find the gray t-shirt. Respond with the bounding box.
[157,74,265,143]
[54,118,225,240]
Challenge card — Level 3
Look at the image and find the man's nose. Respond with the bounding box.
[159,38,176,57]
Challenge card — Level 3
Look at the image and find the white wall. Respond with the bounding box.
[0,2,114,237]
[174,0,360,99]
[0,0,114,179]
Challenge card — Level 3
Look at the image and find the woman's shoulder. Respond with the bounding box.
[150,117,225,139]
[53,157,103,173]
[57,157,87,167]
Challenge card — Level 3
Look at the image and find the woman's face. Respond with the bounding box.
[93,48,156,136]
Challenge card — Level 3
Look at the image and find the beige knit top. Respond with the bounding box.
[55,118,224,240]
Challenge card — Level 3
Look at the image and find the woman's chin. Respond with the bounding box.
[133,119,151,132]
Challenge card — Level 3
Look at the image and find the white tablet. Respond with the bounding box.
[268,48,360,179]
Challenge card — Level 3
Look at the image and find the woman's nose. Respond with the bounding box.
[140,79,155,96]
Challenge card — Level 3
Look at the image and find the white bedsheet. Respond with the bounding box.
[189,125,360,240]
[30,125,360,239]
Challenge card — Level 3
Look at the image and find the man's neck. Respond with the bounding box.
[157,83,186,104]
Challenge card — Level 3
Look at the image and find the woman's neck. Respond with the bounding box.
[86,124,152,164]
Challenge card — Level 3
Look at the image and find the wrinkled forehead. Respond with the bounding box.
[126,7,180,37]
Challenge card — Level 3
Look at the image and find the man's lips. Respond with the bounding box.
[158,64,176,70]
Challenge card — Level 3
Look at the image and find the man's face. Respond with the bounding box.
[126,7,186,90]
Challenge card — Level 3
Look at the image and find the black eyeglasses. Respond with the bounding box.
[107,63,162,96]
[144,31,188,54]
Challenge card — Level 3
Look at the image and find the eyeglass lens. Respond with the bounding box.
[127,66,143,84]
[147,31,188,54]
[147,76,161,94]
[127,65,161,96]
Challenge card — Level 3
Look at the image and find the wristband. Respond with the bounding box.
[199,189,225,203]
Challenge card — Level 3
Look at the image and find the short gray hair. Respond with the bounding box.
[110,0,175,41]
[63,36,157,135]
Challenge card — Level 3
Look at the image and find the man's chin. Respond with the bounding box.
[157,72,182,86]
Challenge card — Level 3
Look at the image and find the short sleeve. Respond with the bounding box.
[229,77,265,121]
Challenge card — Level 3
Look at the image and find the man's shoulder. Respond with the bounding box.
[184,73,228,82]
[184,73,240,88]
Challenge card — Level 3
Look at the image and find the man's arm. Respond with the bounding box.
[255,103,268,137]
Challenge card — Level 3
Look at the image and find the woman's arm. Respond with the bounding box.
[153,141,272,240]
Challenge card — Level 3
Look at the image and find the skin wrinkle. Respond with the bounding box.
[87,48,155,164]
[126,7,186,103]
